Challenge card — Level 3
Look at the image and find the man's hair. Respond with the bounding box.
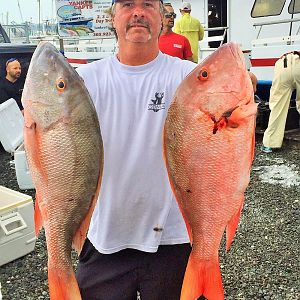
[6,58,19,67]
[107,1,165,39]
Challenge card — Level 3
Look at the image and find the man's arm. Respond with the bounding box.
[248,72,257,93]
[198,22,204,41]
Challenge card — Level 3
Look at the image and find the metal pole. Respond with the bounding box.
[38,0,41,35]
[289,0,296,36]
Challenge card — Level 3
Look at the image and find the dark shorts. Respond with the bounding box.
[76,239,192,300]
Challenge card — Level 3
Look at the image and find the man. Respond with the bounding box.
[262,51,300,153]
[0,58,24,111]
[174,1,204,63]
[75,1,195,299]
[75,1,257,299]
[158,3,193,60]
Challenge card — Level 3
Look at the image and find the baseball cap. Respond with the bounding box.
[180,2,191,10]
[112,0,163,3]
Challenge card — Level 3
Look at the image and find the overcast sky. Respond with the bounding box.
[0,0,56,24]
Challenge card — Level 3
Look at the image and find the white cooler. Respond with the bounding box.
[0,98,35,190]
[0,186,36,266]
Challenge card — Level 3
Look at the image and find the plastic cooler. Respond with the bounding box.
[0,98,34,190]
[0,186,36,266]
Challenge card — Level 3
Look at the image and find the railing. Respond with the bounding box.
[202,26,228,48]
[253,17,300,39]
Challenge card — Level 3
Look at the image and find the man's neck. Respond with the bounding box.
[117,41,160,66]
[6,75,17,83]
[162,27,173,35]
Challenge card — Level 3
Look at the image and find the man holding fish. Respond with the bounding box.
[75,0,195,299]
[75,0,258,299]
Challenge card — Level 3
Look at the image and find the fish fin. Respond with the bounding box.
[48,265,82,300]
[34,192,43,236]
[228,102,258,126]
[23,110,47,181]
[226,200,244,251]
[180,255,224,300]
[72,169,103,254]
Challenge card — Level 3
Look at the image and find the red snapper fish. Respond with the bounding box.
[22,42,103,300]
[163,42,257,300]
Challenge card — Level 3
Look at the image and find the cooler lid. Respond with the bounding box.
[0,186,32,212]
[0,98,24,153]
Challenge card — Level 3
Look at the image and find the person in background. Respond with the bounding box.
[75,0,196,299]
[174,1,204,63]
[0,58,24,111]
[159,3,193,60]
[262,51,300,153]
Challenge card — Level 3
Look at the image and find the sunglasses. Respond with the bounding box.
[164,12,176,18]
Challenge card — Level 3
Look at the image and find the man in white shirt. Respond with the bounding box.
[75,0,196,299]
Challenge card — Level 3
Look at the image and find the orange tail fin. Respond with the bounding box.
[180,254,224,300]
[48,265,82,300]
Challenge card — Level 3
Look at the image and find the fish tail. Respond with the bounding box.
[48,265,82,300]
[180,254,224,300]
[226,200,244,251]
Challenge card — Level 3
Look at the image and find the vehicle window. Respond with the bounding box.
[288,0,300,13]
[251,0,286,17]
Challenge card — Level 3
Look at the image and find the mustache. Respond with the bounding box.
[126,18,150,31]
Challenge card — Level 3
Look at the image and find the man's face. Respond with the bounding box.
[112,0,162,43]
[162,5,176,29]
[6,61,21,80]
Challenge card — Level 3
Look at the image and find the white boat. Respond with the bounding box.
[31,0,300,81]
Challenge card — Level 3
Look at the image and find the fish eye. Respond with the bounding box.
[56,78,66,91]
[197,69,208,81]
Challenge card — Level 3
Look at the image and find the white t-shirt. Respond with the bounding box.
[77,52,196,254]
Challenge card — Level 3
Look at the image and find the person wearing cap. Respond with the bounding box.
[174,1,204,63]
[158,3,193,60]
[75,0,196,299]
[0,58,24,111]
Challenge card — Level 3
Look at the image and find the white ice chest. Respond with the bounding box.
[0,186,36,266]
[0,98,34,190]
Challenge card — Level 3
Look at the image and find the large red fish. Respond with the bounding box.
[22,42,103,300]
[163,42,257,300]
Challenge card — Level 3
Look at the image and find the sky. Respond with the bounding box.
[0,0,56,24]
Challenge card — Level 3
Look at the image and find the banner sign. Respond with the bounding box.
[55,0,113,38]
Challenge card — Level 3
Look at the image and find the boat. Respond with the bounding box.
[59,13,93,26]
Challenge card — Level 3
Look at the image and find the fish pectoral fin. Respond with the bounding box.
[227,102,258,126]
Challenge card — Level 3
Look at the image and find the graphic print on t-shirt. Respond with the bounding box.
[148,92,165,112]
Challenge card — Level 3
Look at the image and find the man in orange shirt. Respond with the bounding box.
[159,3,193,61]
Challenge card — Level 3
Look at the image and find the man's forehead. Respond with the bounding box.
[7,61,21,68]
